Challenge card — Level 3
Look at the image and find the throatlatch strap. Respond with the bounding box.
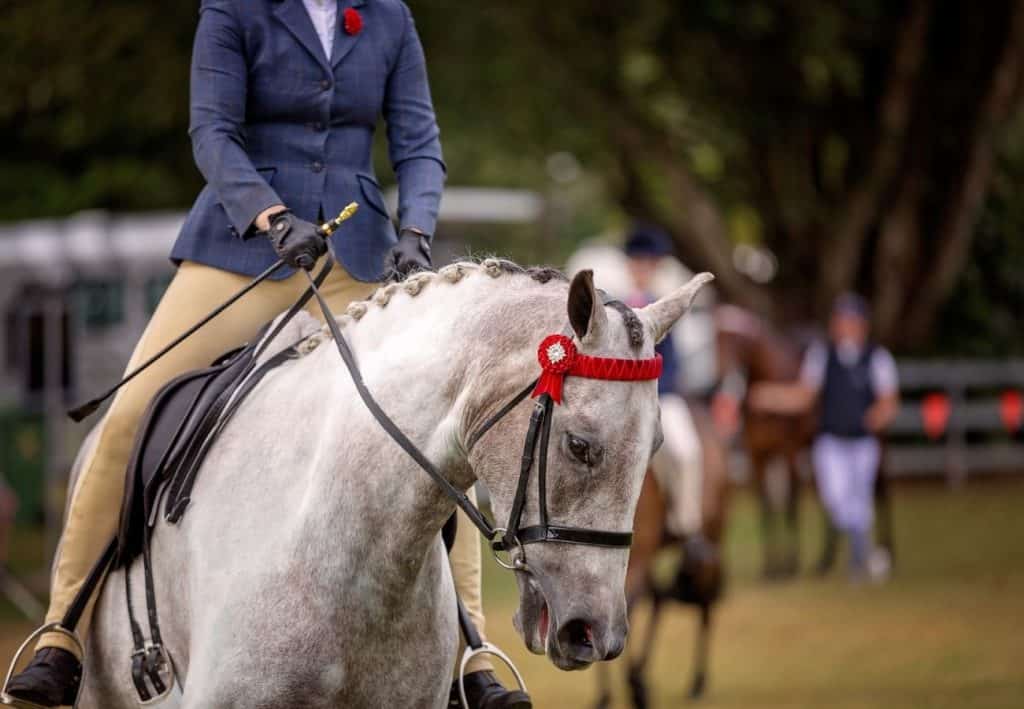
[465,380,536,452]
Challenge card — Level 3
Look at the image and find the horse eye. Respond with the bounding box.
[567,434,591,464]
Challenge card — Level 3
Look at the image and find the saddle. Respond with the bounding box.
[116,312,323,564]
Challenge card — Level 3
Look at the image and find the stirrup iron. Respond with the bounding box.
[0,623,84,709]
[457,642,527,709]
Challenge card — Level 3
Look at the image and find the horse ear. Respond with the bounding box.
[637,272,715,344]
[567,269,608,343]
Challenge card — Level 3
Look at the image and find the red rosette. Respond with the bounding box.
[343,7,363,35]
[532,334,577,404]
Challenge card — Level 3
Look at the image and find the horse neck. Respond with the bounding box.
[308,268,566,560]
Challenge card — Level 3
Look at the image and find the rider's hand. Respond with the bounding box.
[711,391,741,439]
[263,210,327,271]
[387,229,432,279]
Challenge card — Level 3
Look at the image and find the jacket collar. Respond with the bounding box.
[272,0,331,73]
[272,0,369,73]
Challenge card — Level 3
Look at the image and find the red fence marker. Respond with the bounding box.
[921,392,951,440]
[1000,390,1022,434]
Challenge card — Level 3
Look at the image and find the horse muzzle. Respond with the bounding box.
[513,567,628,671]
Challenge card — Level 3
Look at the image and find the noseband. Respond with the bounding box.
[307,263,662,572]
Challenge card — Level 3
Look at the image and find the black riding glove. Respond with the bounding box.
[387,229,432,278]
[264,210,327,271]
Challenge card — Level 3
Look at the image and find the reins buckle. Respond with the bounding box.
[489,528,527,571]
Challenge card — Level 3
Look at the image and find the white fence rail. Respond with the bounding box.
[887,360,1024,482]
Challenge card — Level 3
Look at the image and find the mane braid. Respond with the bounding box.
[339,258,569,324]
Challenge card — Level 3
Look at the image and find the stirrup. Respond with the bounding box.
[0,623,84,709]
[457,642,527,709]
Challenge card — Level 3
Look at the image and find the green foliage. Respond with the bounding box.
[0,1,1020,354]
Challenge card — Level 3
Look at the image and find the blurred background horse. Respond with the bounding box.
[593,402,731,709]
[712,305,814,579]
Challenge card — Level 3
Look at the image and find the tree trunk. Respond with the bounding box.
[818,0,931,311]
[901,0,1024,346]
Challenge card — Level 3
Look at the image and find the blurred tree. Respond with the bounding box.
[448,0,1024,349]
[1,0,1021,352]
[0,1,200,217]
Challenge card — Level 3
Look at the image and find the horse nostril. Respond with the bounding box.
[557,618,597,659]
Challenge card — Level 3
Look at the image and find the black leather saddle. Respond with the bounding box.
[116,322,300,564]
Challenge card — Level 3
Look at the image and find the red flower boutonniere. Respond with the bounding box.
[343,8,363,36]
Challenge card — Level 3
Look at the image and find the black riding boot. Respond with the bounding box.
[449,670,532,709]
[4,648,81,707]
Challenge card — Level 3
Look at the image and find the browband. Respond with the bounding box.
[532,334,663,404]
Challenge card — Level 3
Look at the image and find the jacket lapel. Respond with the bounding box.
[331,0,368,68]
[273,0,331,74]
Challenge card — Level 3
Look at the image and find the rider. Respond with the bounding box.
[5,2,527,707]
[622,224,709,559]
[748,293,899,582]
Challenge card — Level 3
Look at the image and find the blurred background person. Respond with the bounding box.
[748,294,899,582]
[622,224,709,557]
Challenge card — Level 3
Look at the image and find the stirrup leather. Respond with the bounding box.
[0,623,84,709]
[456,643,528,709]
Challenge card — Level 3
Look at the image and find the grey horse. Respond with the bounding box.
[74,260,712,708]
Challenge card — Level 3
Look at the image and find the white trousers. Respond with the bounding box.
[812,434,880,534]
[650,394,703,537]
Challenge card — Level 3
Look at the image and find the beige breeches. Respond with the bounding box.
[40,259,491,674]
[650,393,704,537]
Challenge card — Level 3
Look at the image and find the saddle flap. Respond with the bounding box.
[116,344,253,563]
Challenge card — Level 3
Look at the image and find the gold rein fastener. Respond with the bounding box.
[318,202,359,237]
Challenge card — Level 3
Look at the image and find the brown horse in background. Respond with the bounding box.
[712,304,896,579]
[593,401,731,708]
[713,305,815,579]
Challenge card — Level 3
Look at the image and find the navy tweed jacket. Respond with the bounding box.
[171,0,446,282]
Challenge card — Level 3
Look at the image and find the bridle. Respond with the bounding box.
[307,265,663,572]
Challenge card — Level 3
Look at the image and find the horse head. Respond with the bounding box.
[469,268,713,671]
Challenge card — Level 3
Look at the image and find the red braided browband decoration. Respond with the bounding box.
[532,334,663,404]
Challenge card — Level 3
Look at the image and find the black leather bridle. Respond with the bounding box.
[305,261,642,571]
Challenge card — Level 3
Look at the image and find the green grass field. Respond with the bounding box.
[2,481,1022,708]
[478,481,1024,709]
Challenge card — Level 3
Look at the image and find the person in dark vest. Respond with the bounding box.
[749,293,899,581]
[3,2,527,707]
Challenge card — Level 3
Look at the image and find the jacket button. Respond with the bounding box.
[320,78,331,90]
[311,161,323,173]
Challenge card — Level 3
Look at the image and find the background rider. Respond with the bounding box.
[748,294,899,582]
